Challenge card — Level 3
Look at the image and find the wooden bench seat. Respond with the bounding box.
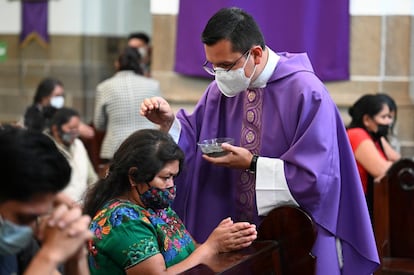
[181,205,317,275]
[373,158,414,275]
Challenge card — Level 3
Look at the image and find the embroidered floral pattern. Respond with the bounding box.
[88,199,195,274]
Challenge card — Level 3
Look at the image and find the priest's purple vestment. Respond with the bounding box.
[172,52,379,274]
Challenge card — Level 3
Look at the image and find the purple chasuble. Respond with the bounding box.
[173,52,379,274]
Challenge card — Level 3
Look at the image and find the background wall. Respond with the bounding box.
[0,0,151,122]
[0,0,413,156]
[150,0,414,157]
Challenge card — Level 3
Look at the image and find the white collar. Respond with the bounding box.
[250,46,280,88]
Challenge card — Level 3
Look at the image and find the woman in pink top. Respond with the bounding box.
[346,94,400,218]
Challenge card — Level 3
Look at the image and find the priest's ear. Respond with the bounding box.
[251,46,263,64]
[251,45,263,59]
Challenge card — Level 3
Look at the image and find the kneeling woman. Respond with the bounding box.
[83,129,257,275]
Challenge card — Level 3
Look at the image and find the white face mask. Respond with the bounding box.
[50,96,64,109]
[137,47,148,58]
[215,51,257,97]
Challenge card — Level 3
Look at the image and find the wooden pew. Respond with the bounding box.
[257,205,317,275]
[79,124,107,178]
[373,158,414,275]
[181,240,281,274]
[181,205,317,274]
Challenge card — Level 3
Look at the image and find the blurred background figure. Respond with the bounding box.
[0,125,92,275]
[21,77,95,139]
[127,32,152,77]
[21,77,64,132]
[377,93,400,153]
[45,107,98,207]
[93,46,161,165]
[346,94,401,218]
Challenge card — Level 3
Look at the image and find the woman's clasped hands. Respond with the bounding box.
[202,217,257,254]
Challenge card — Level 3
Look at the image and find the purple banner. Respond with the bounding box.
[174,0,350,81]
[20,0,49,48]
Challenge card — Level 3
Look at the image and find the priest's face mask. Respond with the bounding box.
[214,50,257,97]
[203,41,258,97]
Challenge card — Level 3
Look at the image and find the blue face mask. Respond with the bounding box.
[0,216,33,255]
[59,129,79,146]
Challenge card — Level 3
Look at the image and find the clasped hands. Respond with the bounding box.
[202,217,257,254]
[36,204,93,265]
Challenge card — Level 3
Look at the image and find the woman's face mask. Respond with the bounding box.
[0,215,33,255]
[371,123,390,140]
[215,51,257,97]
[137,47,148,59]
[59,129,79,146]
[50,96,65,109]
[138,185,176,210]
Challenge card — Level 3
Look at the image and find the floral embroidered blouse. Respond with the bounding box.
[88,199,196,274]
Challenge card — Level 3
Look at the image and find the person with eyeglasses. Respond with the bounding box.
[141,7,379,274]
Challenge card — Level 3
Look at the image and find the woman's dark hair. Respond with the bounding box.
[201,7,265,53]
[0,125,71,202]
[83,129,184,217]
[117,46,144,75]
[49,107,79,130]
[347,94,387,129]
[33,77,63,104]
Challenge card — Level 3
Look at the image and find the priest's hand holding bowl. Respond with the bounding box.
[199,139,254,170]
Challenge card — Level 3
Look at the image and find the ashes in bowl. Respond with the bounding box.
[197,137,235,157]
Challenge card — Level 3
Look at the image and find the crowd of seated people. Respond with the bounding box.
[4,23,406,274]
[3,85,406,275]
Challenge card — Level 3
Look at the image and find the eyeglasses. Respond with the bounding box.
[202,49,250,76]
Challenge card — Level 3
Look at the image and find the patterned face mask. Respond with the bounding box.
[137,184,176,210]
